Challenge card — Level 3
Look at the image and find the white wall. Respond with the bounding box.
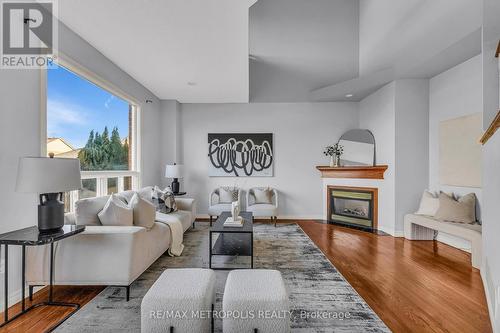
[483,0,500,128]
[482,134,500,331]
[179,102,359,218]
[0,20,162,310]
[160,100,182,188]
[0,70,42,309]
[429,55,483,215]
[358,80,429,235]
[394,79,430,234]
[481,0,500,329]
[359,82,396,234]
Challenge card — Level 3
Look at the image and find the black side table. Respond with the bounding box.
[0,225,85,331]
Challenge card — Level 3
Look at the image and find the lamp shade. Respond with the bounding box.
[165,164,184,179]
[16,157,82,193]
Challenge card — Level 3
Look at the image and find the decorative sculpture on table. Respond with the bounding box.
[231,201,241,221]
[223,201,243,227]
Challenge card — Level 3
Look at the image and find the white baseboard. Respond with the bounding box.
[481,258,498,332]
[393,230,404,237]
[378,225,404,237]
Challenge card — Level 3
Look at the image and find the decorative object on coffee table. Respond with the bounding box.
[209,211,253,270]
[323,143,343,167]
[165,163,184,194]
[0,225,85,330]
[15,156,81,232]
[224,203,243,227]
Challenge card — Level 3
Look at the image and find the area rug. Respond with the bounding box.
[56,223,389,332]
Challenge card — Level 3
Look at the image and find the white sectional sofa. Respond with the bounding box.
[26,186,196,300]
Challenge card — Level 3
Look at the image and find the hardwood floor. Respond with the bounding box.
[0,286,103,333]
[0,220,491,332]
[297,220,492,333]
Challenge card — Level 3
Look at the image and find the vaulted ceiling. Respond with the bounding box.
[249,0,359,102]
[58,0,254,103]
[57,0,483,103]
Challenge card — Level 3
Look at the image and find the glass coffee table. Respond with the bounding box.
[209,211,253,270]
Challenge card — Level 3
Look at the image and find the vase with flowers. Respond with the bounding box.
[323,143,344,167]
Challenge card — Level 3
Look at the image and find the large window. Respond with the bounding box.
[46,63,139,210]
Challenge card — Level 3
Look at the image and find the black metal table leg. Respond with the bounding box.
[0,242,81,331]
[211,303,214,333]
[4,244,8,323]
[209,231,212,268]
[49,243,54,303]
[251,232,254,269]
[22,245,25,311]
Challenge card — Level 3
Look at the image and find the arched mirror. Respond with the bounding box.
[338,129,375,166]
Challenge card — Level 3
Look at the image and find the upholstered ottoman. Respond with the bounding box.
[141,268,215,333]
[223,269,290,333]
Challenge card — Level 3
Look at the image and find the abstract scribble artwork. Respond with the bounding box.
[208,133,273,177]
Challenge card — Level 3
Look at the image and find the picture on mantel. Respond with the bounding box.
[207,133,273,177]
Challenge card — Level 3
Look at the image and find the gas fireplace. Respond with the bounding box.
[327,186,378,231]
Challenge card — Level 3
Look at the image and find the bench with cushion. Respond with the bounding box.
[404,214,482,268]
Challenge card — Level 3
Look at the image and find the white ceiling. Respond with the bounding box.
[249,0,359,102]
[311,0,482,101]
[57,0,254,103]
[57,0,483,104]
[358,0,482,76]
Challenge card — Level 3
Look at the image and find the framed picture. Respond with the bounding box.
[207,133,273,177]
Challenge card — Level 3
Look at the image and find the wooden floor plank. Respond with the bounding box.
[297,220,492,333]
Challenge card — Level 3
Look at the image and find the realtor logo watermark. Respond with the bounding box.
[1,0,58,68]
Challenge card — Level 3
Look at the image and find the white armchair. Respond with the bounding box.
[207,187,243,226]
[246,187,279,227]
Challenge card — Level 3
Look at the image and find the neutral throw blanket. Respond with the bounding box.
[155,212,184,256]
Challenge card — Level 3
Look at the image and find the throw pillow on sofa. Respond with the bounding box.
[130,193,156,229]
[415,191,439,216]
[219,187,238,203]
[153,186,177,213]
[98,194,134,226]
[253,188,273,204]
[116,186,154,204]
[434,192,476,224]
[75,195,110,226]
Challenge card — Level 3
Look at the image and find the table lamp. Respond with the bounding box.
[165,163,184,194]
[16,155,82,232]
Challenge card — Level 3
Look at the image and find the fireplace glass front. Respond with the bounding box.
[330,189,374,229]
